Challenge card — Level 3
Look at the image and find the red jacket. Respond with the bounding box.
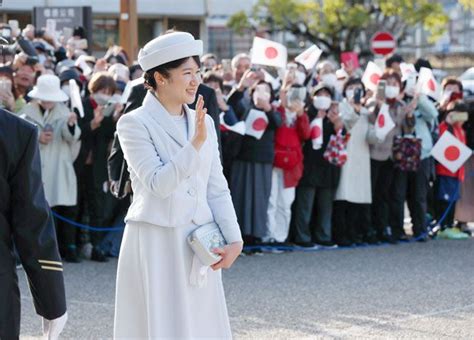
[273,106,311,188]
[435,121,466,181]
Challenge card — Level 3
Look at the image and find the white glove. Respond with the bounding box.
[42,312,68,339]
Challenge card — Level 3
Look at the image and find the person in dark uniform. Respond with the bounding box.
[0,108,67,339]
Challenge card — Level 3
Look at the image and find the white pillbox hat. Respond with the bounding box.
[138,32,203,71]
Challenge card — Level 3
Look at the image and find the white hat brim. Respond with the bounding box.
[28,88,69,102]
[138,40,203,71]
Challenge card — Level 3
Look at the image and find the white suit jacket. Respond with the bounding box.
[117,92,242,244]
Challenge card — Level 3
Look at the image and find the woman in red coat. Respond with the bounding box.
[264,84,311,244]
[435,100,469,238]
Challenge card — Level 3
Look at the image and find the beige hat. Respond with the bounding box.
[28,74,69,102]
[138,32,203,72]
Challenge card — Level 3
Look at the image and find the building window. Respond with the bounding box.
[92,18,118,51]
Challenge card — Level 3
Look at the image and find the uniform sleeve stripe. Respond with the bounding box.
[40,265,64,272]
[38,260,63,266]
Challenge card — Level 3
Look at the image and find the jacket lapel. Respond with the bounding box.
[143,92,187,147]
[183,104,195,142]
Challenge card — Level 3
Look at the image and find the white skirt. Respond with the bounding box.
[114,221,232,339]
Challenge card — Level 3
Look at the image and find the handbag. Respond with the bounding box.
[187,222,227,266]
[274,147,299,170]
[392,133,422,172]
[323,130,350,167]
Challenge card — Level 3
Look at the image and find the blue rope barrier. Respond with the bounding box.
[51,211,125,232]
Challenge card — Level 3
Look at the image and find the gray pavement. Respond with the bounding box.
[19,238,474,339]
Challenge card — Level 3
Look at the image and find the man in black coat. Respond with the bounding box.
[0,109,67,339]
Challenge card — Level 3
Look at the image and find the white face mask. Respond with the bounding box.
[252,85,271,107]
[110,93,122,103]
[93,93,112,106]
[385,85,400,99]
[295,71,306,85]
[61,85,70,98]
[313,96,332,110]
[345,89,354,99]
[321,73,337,88]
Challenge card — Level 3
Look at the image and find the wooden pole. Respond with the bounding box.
[119,0,138,65]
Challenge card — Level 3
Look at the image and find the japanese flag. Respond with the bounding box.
[375,104,395,141]
[362,61,383,92]
[416,67,441,101]
[295,44,323,71]
[310,117,323,150]
[245,109,269,140]
[69,79,84,118]
[251,37,287,69]
[431,130,472,173]
[400,62,417,81]
[219,112,246,135]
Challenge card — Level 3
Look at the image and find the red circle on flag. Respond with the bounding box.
[428,79,436,92]
[370,31,396,56]
[378,114,385,128]
[265,47,278,59]
[444,145,460,161]
[253,118,268,131]
[311,125,321,139]
[370,73,381,85]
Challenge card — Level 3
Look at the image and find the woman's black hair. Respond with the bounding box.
[144,55,201,91]
[342,77,366,98]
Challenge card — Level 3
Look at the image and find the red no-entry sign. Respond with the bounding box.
[371,31,397,56]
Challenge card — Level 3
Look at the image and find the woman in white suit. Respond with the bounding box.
[114,32,243,338]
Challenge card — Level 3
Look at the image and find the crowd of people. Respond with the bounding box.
[1,22,473,262]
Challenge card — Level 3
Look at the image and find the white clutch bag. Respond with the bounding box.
[187,222,227,266]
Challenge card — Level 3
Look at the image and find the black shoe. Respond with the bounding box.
[458,223,472,236]
[65,246,81,263]
[91,248,109,262]
[315,240,336,247]
[336,239,353,247]
[382,227,398,244]
[294,241,315,248]
[365,234,380,245]
[398,234,410,242]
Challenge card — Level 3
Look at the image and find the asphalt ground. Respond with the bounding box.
[19,237,474,339]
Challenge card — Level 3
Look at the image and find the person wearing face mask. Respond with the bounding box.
[316,60,342,99]
[333,78,378,246]
[19,74,82,262]
[227,80,282,250]
[263,83,311,246]
[291,83,343,247]
[0,66,26,113]
[284,62,307,87]
[441,78,474,236]
[366,69,414,244]
[73,71,118,262]
[389,75,439,242]
[434,101,470,239]
[58,68,82,99]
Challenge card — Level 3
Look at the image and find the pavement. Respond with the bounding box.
[19,237,474,339]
